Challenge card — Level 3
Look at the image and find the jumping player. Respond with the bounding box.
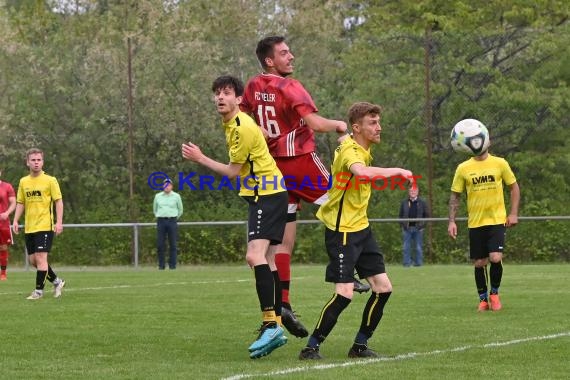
[241,36,370,338]
[182,75,288,359]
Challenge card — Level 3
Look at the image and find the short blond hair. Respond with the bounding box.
[348,102,382,126]
[26,148,44,159]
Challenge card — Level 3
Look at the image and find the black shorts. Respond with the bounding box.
[324,226,386,283]
[242,191,287,245]
[25,231,55,255]
[469,224,506,260]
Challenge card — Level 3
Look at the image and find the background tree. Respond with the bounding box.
[0,0,568,264]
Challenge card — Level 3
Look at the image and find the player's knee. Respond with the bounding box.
[489,253,502,263]
[276,235,295,253]
[372,285,392,293]
[245,254,256,267]
[245,251,266,267]
[370,275,392,293]
[374,281,392,293]
[335,282,355,299]
[473,258,488,267]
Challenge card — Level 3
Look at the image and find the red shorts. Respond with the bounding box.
[275,152,330,213]
[0,222,13,245]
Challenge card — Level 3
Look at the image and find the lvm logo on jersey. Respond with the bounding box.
[471,175,496,185]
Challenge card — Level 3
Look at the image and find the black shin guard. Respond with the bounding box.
[358,291,392,339]
[490,261,503,291]
[36,270,48,290]
[253,264,275,314]
[312,293,351,344]
[474,266,488,296]
[272,270,282,316]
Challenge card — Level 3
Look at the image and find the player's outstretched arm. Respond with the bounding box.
[350,163,413,183]
[303,112,347,134]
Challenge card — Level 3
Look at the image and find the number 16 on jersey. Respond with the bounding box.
[257,105,281,138]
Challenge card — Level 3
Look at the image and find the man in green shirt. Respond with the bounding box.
[153,180,183,270]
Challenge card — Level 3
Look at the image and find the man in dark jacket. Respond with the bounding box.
[399,186,429,267]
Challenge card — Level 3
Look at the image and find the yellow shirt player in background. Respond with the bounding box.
[12,148,66,300]
[299,102,413,360]
[181,75,288,359]
[448,134,520,312]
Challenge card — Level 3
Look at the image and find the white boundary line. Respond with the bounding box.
[221,332,570,380]
[0,276,310,297]
[0,279,253,296]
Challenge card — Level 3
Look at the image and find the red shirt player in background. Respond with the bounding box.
[0,168,16,280]
[241,36,369,338]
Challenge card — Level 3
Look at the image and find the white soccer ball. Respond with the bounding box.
[450,119,490,156]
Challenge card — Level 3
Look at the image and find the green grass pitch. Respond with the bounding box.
[1,264,568,379]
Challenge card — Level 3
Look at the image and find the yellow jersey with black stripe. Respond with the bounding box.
[224,111,285,197]
[451,154,517,228]
[317,137,371,232]
[16,171,63,233]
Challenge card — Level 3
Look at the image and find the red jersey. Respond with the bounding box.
[241,73,318,157]
[0,181,15,226]
[0,181,15,213]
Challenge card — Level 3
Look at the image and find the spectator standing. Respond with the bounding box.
[153,180,183,270]
[399,186,429,267]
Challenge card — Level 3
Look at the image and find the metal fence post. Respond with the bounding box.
[134,223,139,268]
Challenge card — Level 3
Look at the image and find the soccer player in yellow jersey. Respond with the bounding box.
[182,75,288,359]
[448,131,520,312]
[12,148,66,300]
[299,102,413,360]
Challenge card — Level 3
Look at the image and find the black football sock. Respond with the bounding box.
[272,270,282,317]
[46,265,58,283]
[475,266,488,300]
[36,270,48,290]
[355,291,392,343]
[253,264,276,323]
[490,261,503,293]
[311,293,351,344]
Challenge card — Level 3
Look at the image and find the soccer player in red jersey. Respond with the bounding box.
[241,36,369,338]
[0,169,16,280]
